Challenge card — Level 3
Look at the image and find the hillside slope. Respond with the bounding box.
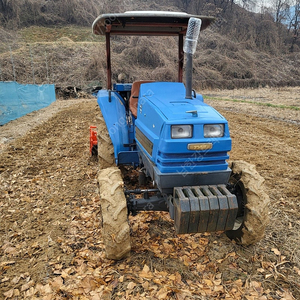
[0,25,299,91]
[0,0,299,90]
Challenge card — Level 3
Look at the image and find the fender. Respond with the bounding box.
[97,90,139,165]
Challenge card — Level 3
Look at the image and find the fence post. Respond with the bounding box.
[30,44,35,84]
[0,61,3,81]
[9,46,16,82]
[45,51,49,83]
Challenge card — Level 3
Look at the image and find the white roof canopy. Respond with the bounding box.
[92,11,215,36]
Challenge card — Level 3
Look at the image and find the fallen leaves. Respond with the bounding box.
[0,261,15,267]
[21,280,35,292]
[1,195,299,300]
[139,264,153,279]
[271,247,281,256]
[0,100,299,299]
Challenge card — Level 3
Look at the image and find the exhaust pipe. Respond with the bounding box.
[184,18,202,99]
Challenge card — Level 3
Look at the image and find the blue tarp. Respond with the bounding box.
[0,82,56,126]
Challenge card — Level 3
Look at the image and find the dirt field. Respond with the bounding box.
[0,87,300,299]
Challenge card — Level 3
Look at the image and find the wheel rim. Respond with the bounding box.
[228,176,246,231]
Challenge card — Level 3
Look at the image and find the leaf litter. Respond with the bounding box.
[0,95,300,299]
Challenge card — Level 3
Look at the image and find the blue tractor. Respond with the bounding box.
[92,12,269,259]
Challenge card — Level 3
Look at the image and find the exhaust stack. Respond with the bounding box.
[184,18,202,99]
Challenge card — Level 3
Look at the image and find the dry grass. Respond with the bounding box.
[202,86,300,107]
[0,26,300,90]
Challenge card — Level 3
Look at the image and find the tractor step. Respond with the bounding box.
[172,185,238,234]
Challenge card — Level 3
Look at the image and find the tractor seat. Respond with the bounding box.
[129,80,153,118]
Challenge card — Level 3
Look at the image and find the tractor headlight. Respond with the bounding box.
[204,124,224,138]
[171,125,193,139]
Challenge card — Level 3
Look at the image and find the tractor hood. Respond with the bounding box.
[139,82,224,121]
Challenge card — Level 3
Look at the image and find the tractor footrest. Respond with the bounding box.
[173,185,238,234]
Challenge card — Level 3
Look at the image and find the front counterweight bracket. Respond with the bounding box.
[172,185,238,234]
[126,189,169,215]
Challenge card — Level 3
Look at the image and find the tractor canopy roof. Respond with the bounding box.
[92,11,215,36]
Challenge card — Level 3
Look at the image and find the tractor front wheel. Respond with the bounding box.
[98,167,131,259]
[226,160,269,245]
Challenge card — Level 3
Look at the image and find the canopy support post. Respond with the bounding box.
[178,33,184,83]
[106,31,112,90]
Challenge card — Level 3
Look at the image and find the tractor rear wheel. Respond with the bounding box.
[97,113,115,169]
[226,160,269,245]
[98,167,131,259]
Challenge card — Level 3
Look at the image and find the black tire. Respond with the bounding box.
[98,167,131,259]
[226,160,270,245]
[96,113,115,169]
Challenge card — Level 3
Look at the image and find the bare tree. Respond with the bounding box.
[240,0,257,11]
[175,0,190,12]
[0,0,21,27]
[287,0,300,51]
[272,0,290,23]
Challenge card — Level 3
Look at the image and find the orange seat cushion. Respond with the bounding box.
[129,81,153,118]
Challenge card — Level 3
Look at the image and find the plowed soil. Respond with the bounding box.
[0,88,300,299]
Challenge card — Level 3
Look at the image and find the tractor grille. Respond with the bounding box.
[157,151,229,167]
